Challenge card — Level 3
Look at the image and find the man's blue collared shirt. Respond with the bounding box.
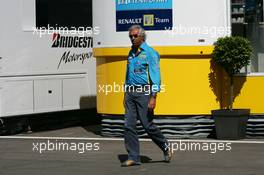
[125,42,161,92]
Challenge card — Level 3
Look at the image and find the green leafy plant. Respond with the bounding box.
[212,36,252,110]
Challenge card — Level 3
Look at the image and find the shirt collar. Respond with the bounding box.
[130,42,147,56]
[139,42,148,51]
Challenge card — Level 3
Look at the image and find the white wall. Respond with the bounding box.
[93,0,231,48]
[0,0,95,76]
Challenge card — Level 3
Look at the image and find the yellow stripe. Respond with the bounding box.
[93,46,214,57]
[96,46,264,115]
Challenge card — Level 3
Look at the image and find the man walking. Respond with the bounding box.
[122,25,172,167]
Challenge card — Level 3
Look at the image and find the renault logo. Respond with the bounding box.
[143,15,154,26]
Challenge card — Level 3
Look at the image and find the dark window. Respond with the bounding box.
[231,0,264,72]
[36,0,92,29]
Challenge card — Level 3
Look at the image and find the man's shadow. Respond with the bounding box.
[118,154,165,164]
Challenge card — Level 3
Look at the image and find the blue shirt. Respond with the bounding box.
[125,42,161,92]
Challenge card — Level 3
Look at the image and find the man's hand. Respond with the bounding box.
[148,96,156,109]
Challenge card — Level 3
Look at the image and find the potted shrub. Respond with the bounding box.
[211,36,253,140]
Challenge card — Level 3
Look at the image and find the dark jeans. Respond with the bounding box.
[124,91,169,163]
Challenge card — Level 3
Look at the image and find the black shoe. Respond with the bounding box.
[121,160,141,167]
[164,149,172,163]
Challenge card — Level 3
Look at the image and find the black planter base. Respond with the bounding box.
[212,109,250,140]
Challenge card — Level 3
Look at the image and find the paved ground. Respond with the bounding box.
[0,126,264,175]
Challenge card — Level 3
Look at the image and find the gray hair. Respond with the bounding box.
[128,25,146,41]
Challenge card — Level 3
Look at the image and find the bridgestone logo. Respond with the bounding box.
[52,33,93,48]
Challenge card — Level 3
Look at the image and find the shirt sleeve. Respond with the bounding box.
[147,50,161,93]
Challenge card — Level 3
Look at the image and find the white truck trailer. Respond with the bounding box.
[0,0,96,118]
